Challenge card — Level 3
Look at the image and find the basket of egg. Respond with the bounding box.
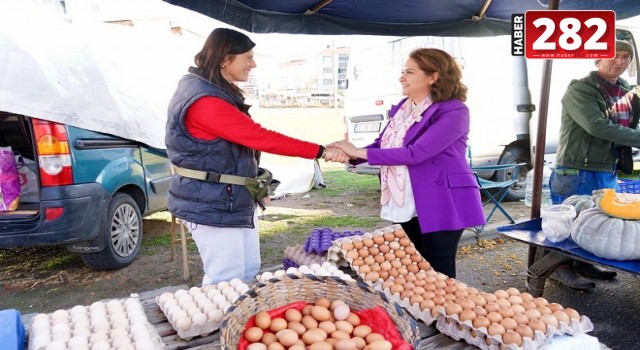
[219,274,420,350]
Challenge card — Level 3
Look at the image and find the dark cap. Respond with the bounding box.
[595,40,634,64]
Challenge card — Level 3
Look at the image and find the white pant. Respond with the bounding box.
[186,210,260,286]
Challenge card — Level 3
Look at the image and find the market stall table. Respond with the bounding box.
[498,219,640,297]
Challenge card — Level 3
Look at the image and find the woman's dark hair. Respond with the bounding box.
[194,28,255,104]
[409,48,467,102]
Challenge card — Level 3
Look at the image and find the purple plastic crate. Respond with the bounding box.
[303,228,364,254]
[282,257,300,270]
[618,179,640,194]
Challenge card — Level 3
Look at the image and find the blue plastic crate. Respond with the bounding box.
[0,309,25,350]
[618,180,640,194]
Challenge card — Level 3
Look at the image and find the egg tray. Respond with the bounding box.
[155,281,250,340]
[284,244,327,266]
[28,296,164,350]
[434,309,594,350]
[256,262,354,283]
[304,227,363,254]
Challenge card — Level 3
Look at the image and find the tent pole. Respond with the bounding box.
[528,0,559,269]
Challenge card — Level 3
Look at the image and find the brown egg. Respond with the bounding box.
[362,238,374,248]
[301,315,318,329]
[346,312,361,326]
[494,289,509,299]
[553,310,570,325]
[285,309,303,323]
[244,327,264,342]
[310,306,331,322]
[302,328,328,345]
[367,246,379,256]
[485,302,500,313]
[487,311,503,324]
[508,295,523,305]
[358,248,369,258]
[520,292,534,302]
[352,324,372,338]
[524,308,542,321]
[406,264,420,274]
[308,342,332,350]
[512,313,529,326]
[487,323,506,336]
[495,298,511,309]
[358,264,371,275]
[378,244,390,254]
[352,336,366,349]
[498,307,515,319]
[302,305,314,315]
[410,254,423,263]
[389,284,403,295]
[537,305,552,315]
[459,309,477,322]
[548,303,564,312]
[365,271,380,283]
[502,330,523,346]
[353,240,364,249]
[269,317,288,333]
[366,333,385,343]
[472,306,487,317]
[334,320,353,334]
[315,298,332,308]
[510,304,526,315]
[458,298,476,311]
[533,297,549,307]
[335,339,357,350]
[368,340,392,350]
[481,292,498,303]
[261,332,277,345]
[318,321,336,334]
[363,255,375,266]
[384,252,396,261]
[267,342,285,350]
[564,308,580,320]
[432,295,446,306]
[473,315,491,329]
[500,317,518,331]
[276,329,299,347]
[378,270,389,280]
[506,287,520,296]
[405,246,418,256]
[522,301,537,310]
[287,321,307,335]
[445,302,463,316]
[255,311,272,329]
[528,319,547,334]
[352,258,364,267]
[379,261,392,272]
[420,299,436,311]
[331,329,351,340]
[394,229,406,238]
[341,242,354,251]
[466,287,480,295]
[373,235,385,245]
[515,325,534,340]
[346,250,359,260]
[409,294,424,306]
[395,250,407,259]
[383,232,395,242]
[540,314,559,329]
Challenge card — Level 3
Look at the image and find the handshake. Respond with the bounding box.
[322,140,363,163]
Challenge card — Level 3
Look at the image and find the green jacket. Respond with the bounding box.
[556,71,640,171]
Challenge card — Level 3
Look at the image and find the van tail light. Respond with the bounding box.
[32,118,73,186]
[375,100,384,106]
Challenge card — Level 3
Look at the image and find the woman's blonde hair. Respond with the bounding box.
[409,48,467,102]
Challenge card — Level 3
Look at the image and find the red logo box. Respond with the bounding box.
[524,10,615,59]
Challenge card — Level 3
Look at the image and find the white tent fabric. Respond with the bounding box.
[0,4,196,149]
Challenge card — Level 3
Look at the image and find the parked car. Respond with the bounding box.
[0,112,171,270]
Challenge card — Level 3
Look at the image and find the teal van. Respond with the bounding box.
[0,112,170,270]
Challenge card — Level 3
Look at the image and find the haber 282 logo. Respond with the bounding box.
[512,10,615,59]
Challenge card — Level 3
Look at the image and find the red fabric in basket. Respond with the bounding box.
[238,301,412,350]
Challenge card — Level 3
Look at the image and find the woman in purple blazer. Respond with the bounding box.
[330,48,485,277]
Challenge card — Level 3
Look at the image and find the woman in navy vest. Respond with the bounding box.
[166,28,347,285]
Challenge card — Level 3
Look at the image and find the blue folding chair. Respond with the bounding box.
[473,163,524,222]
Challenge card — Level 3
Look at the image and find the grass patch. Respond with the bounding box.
[43,254,81,269]
[319,170,378,196]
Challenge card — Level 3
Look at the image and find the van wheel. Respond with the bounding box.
[495,146,530,202]
[80,193,142,270]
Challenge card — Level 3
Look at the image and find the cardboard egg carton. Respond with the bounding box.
[29,296,163,350]
[155,280,250,340]
[434,305,594,350]
[284,244,327,267]
[256,262,354,283]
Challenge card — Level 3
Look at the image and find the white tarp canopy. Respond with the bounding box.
[0,4,197,149]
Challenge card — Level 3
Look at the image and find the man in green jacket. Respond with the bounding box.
[549,40,640,290]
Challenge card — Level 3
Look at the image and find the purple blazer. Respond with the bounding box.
[361,98,486,233]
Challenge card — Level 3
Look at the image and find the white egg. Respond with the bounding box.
[186,306,201,317]
[32,313,50,323]
[260,271,273,281]
[286,267,299,275]
[162,298,178,310]
[189,286,201,296]
[297,266,310,273]
[173,289,188,298]
[124,297,138,307]
[229,278,243,288]
[110,328,129,339]
[111,317,130,330]
[206,288,222,299]
[31,334,51,349]
[111,335,132,347]
[51,323,71,334]
[235,285,250,294]
[157,292,173,305]
[178,294,194,306]
[107,299,122,309]
[201,285,215,293]
[72,327,91,338]
[226,291,240,302]
[192,313,207,326]
[70,312,89,324]
[193,293,207,303]
[51,309,69,320]
[220,286,235,297]
[207,309,223,323]
[129,323,147,336]
[127,313,148,326]
[89,301,106,312]
[69,305,87,316]
[67,335,88,348]
[32,317,50,330]
[109,311,127,322]
[91,340,111,350]
[134,338,155,350]
[216,281,230,290]
[309,263,321,271]
[212,294,227,305]
[90,315,109,327]
[115,344,135,350]
[197,297,214,309]
[89,331,109,344]
[92,321,110,333]
[274,270,286,277]
[89,308,107,318]
[45,340,66,350]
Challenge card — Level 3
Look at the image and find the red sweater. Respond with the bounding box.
[185,97,320,159]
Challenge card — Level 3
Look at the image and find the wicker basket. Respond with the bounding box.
[220,274,421,349]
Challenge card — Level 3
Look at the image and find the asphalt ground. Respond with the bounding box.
[456,202,638,350]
